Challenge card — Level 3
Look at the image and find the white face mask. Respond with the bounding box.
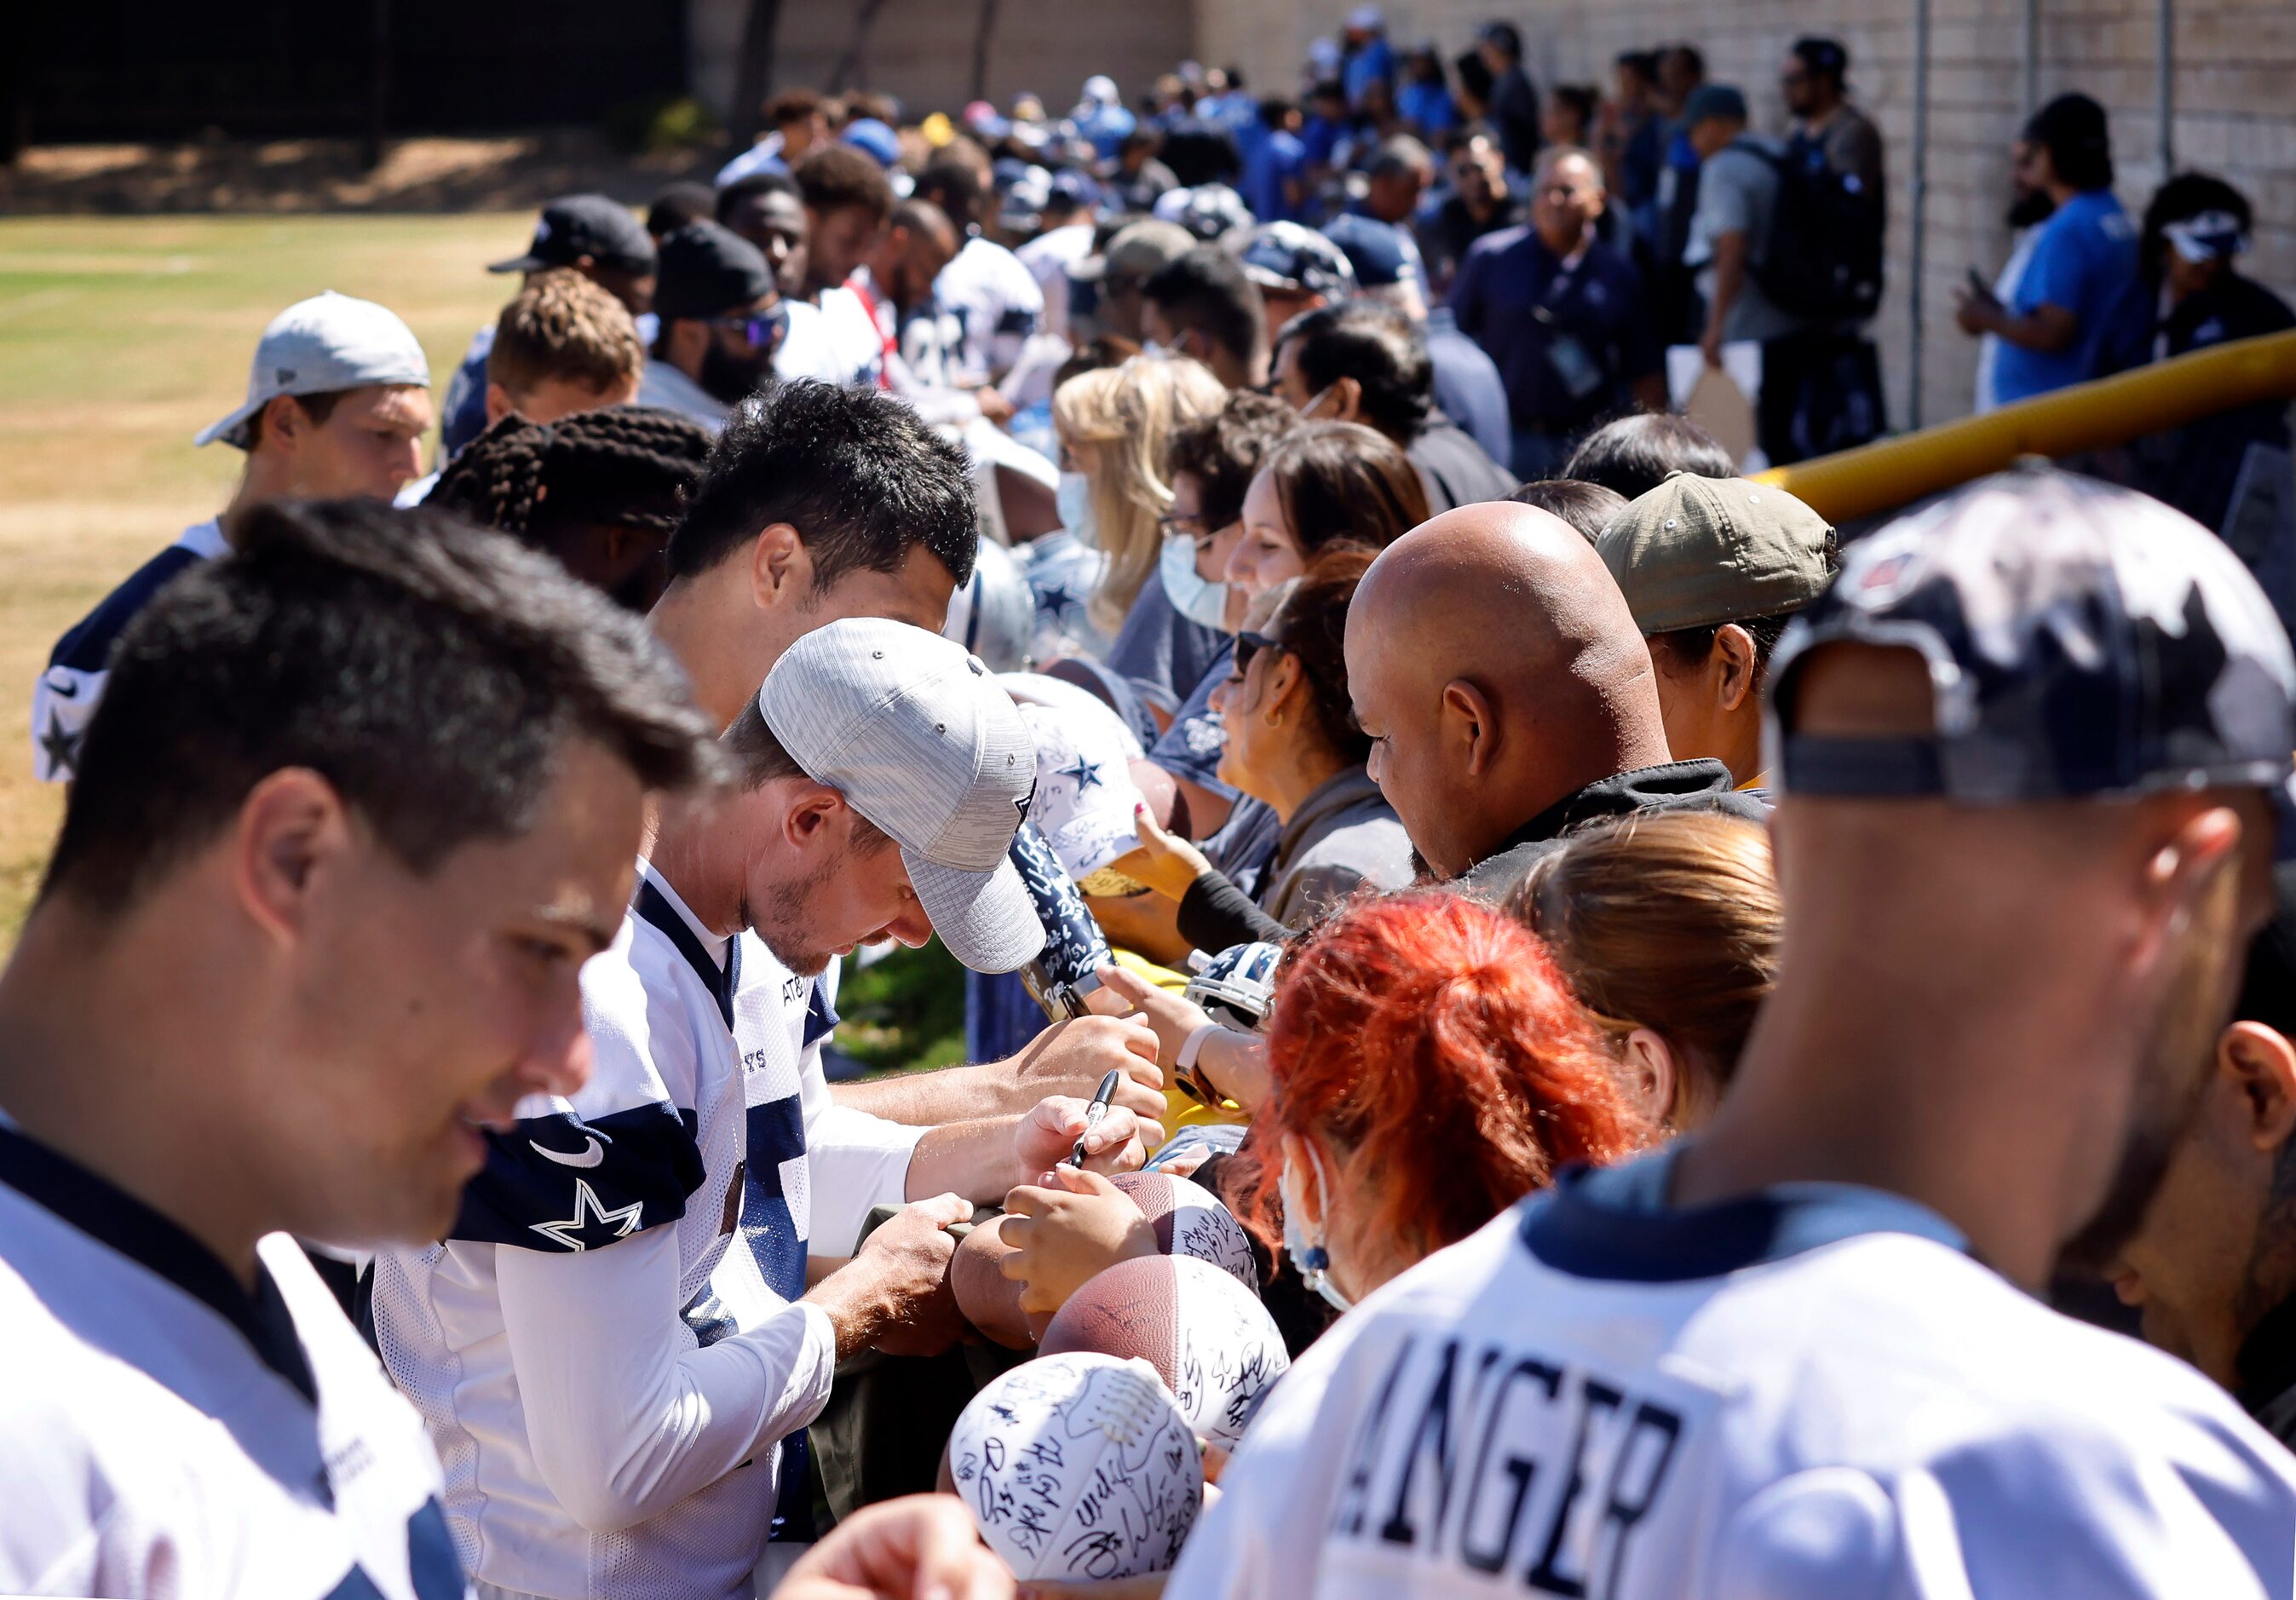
[1280,1146,1352,1313]
[1056,471,1097,549]
[1160,531,1233,631]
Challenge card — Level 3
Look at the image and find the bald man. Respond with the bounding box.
[1344,500,1764,884]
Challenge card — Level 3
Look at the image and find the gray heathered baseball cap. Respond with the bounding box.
[194,291,430,450]
[757,618,1046,973]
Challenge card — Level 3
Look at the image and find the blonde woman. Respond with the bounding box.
[1050,354,1226,662]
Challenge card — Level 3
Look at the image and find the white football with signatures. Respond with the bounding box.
[1109,1170,1260,1289]
[948,1352,1203,1581]
[1041,1254,1290,1447]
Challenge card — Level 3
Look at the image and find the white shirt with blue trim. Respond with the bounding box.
[370,865,833,1600]
[0,1116,463,1599]
[934,236,1044,388]
[1176,1149,2296,1599]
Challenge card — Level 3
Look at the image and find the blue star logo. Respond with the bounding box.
[528,1178,644,1252]
[1038,583,1083,624]
[1057,755,1103,791]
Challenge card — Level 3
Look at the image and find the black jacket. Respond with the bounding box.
[2238,1291,2296,1448]
[1459,758,1769,893]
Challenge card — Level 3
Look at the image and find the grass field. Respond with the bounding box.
[0,212,970,1065]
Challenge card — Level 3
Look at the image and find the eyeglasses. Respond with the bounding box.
[1234,628,1284,676]
[1158,511,1224,550]
[709,305,791,350]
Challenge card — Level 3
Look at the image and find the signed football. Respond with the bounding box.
[947,1351,1202,1581]
[1039,1254,1290,1447]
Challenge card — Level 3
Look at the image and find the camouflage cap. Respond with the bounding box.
[1597,470,1836,634]
[1766,464,2296,802]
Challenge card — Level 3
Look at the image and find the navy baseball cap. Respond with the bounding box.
[489,194,656,276]
[1046,168,1102,212]
[1240,222,1357,298]
[1321,213,1421,291]
[1767,464,2296,804]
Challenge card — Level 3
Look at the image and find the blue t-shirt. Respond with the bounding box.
[1991,189,2145,406]
[1344,38,1395,112]
[1147,642,1235,801]
[1397,81,1456,138]
[1243,129,1308,224]
[440,330,494,459]
[1300,115,1344,170]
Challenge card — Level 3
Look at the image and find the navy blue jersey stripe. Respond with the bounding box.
[0,1122,318,1401]
[1517,1150,1970,1282]
[635,878,737,1029]
[48,544,210,673]
[450,1102,704,1251]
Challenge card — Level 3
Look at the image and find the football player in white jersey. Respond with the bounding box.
[371,617,1148,1599]
[0,499,715,1598]
[1178,467,2296,1597]
[647,381,1169,1154]
[35,291,432,782]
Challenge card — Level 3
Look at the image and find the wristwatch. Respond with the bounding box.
[1174,1022,1227,1107]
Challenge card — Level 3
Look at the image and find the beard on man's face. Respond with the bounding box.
[699,339,772,406]
[747,856,841,978]
[2006,186,2057,230]
[2055,863,2243,1278]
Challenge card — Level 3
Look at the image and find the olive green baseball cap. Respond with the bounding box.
[1596,470,1836,634]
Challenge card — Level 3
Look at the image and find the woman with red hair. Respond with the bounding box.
[1241,889,1651,1307]
[990,890,1650,1336]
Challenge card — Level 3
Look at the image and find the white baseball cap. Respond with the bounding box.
[758,619,1046,974]
[194,291,431,450]
[1013,698,1149,894]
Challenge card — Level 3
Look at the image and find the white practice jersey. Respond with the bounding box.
[935,235,1044,387]
[1016,222,1094,340]
[371,865,832,1599]
[1177,1150,2296,1600]
[0,1118,461,1599]
[33,518,227,782]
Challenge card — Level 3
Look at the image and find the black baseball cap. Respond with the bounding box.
[653,222,775,321]
[488,194,658,276]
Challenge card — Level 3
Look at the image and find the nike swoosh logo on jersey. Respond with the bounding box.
[43,676,81,699]
[530,1136,606,1168]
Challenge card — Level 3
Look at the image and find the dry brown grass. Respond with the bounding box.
[0,213,532,942]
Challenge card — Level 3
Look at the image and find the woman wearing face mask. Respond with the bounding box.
[1159,393,1301,637]
[1048,355,1225,691]
[1224,422,1429,605]
[1502,809,1781,1132]
[1119,555,1414,956]
[1245,890,1649,1312]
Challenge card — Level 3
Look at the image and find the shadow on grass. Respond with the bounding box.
[0,131,718,216]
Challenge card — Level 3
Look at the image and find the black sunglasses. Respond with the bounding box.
[1234,628,1284,676]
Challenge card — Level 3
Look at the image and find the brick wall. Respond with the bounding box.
[1195,0,2296,430]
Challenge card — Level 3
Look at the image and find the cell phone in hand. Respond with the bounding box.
[1965,267,1998,304]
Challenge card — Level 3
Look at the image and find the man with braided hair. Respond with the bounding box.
[429,406,714,613]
